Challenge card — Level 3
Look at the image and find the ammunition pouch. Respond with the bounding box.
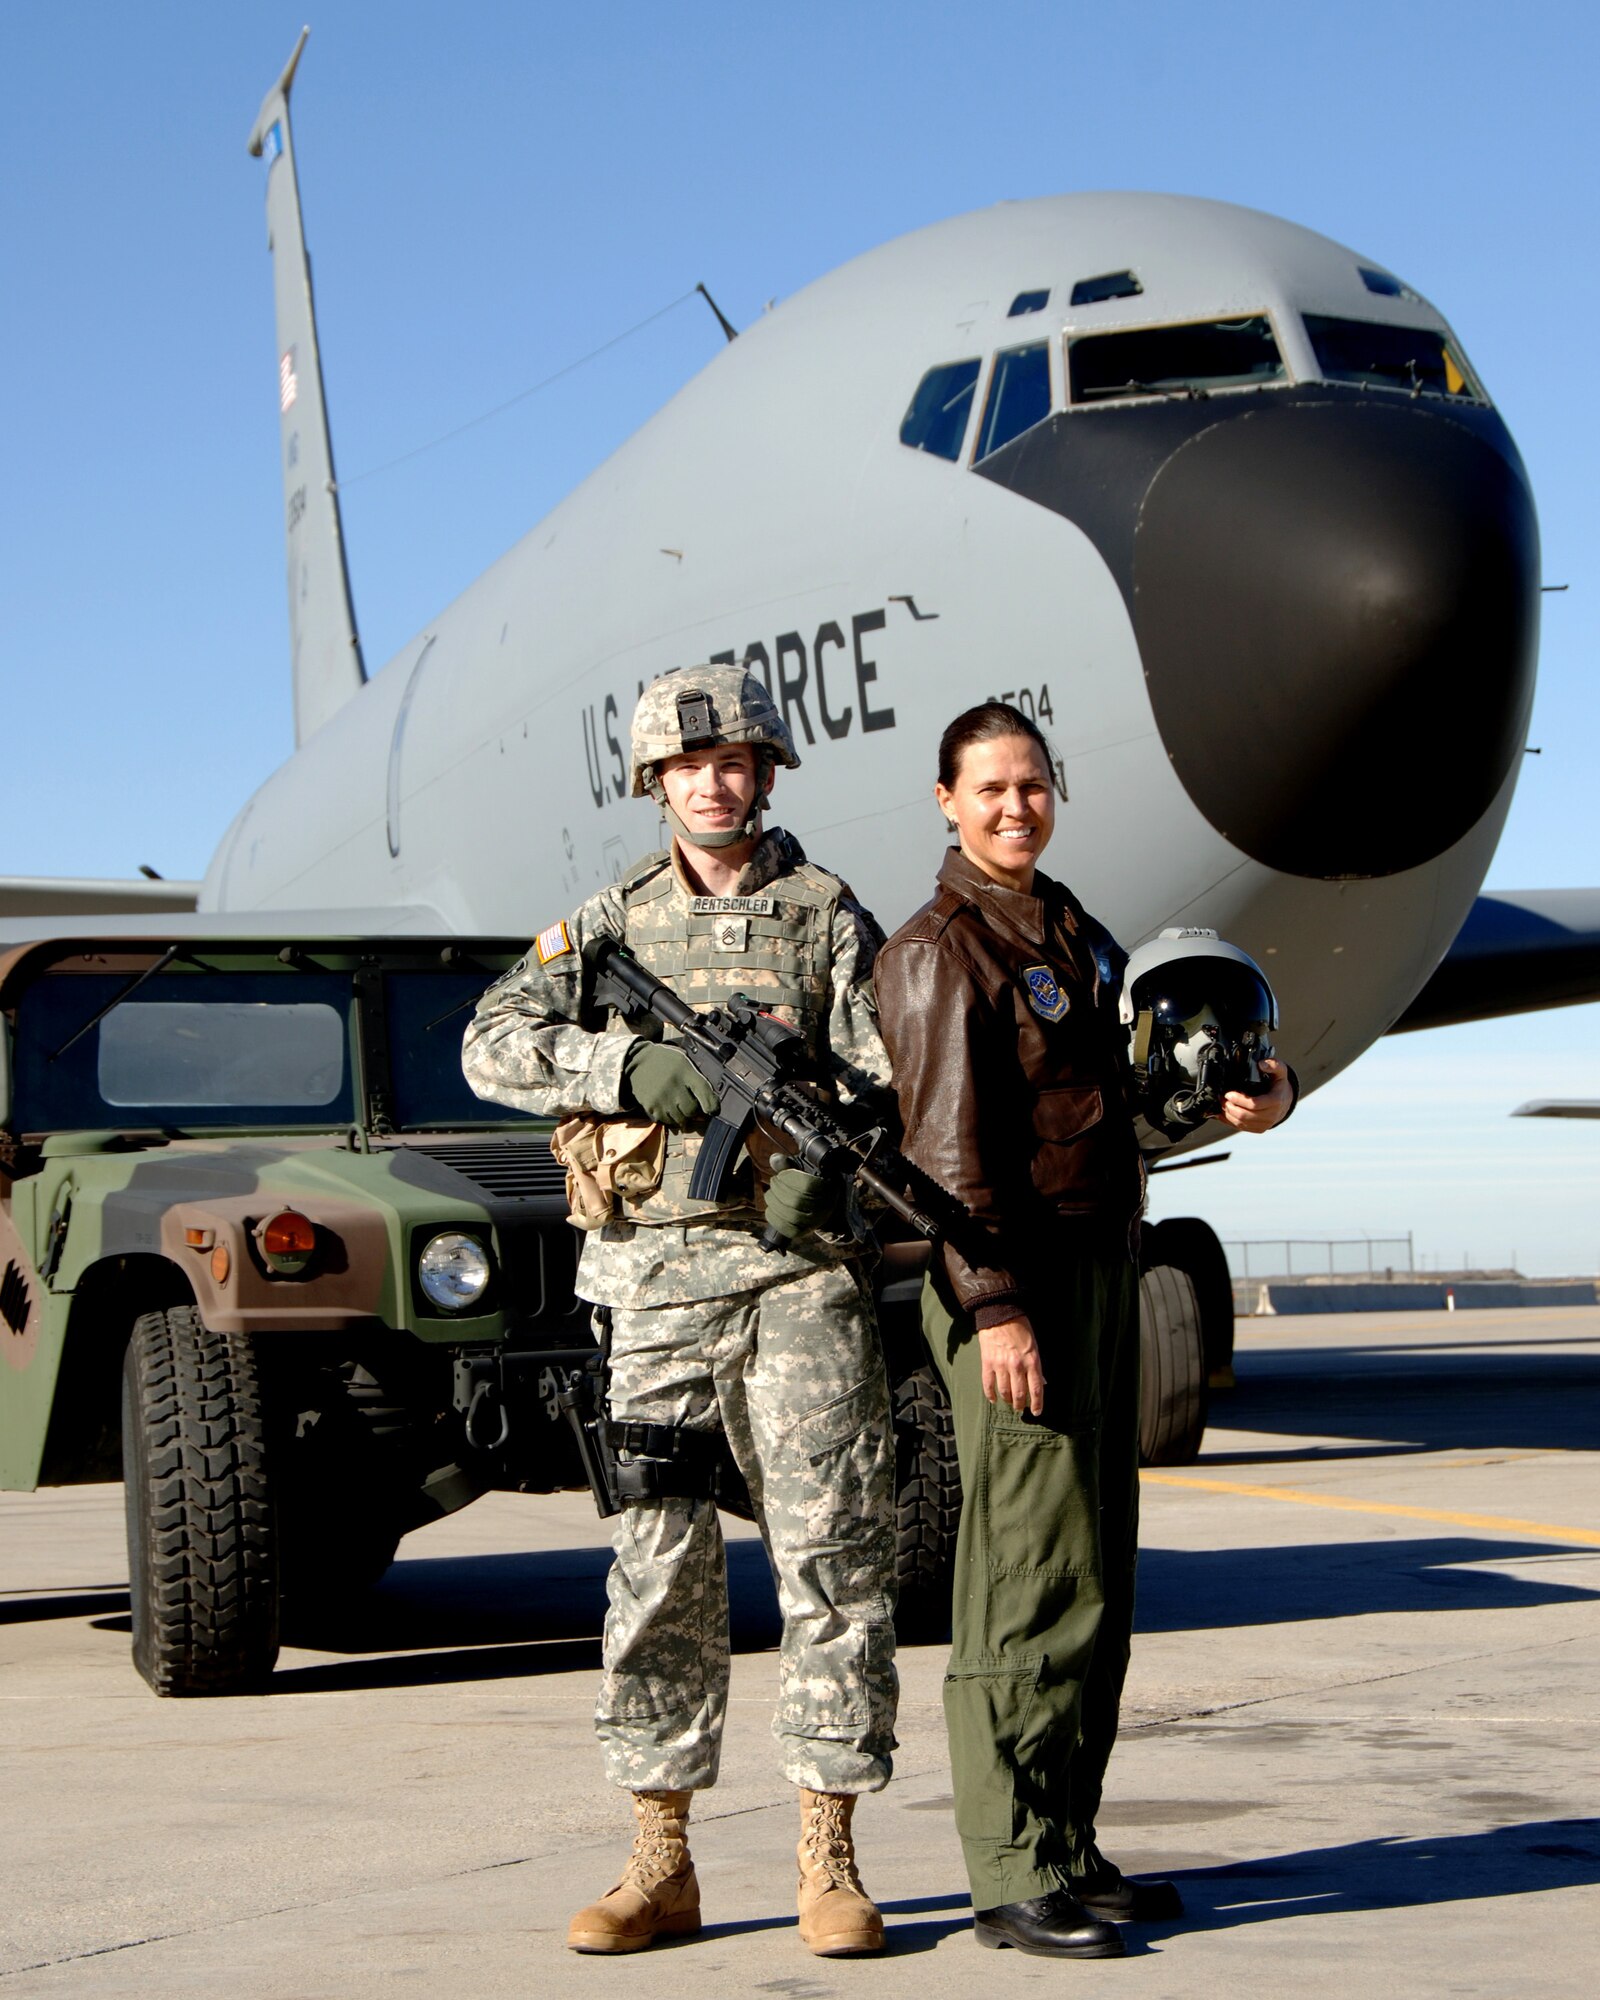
[550,1115,666,1230]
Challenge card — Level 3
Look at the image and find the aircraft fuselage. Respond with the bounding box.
[204,192,1539,1103]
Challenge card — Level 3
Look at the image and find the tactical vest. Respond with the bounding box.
[605,847,845,1223]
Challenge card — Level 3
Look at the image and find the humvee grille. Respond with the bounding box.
[405,1140,567,1201]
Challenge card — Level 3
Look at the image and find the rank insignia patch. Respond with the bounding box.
[1022,964,1069,1022]
[535,919,573,965]
[712,916,750,952]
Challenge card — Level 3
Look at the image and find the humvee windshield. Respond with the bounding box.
[4,944,533,1137]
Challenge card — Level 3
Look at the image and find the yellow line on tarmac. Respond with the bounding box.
[1141,1474,1600,1548]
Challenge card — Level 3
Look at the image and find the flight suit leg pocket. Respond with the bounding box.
[982,1413,1100,1580]
[942,1654,1043,1850]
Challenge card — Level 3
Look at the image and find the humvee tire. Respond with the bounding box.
[1137,1263,1208,1466]
[892,1363,961,1640]
[121,1307,280,1696]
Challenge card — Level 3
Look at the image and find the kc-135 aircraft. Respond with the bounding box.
[5,31,1598,1397]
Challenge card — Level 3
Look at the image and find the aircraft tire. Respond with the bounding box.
[891,1362,961,1640]
[121,1307,280,1697]
[1145,1217,1237,1387]
[1138,1264,1208,1466]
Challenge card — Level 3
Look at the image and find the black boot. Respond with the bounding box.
[1073,1853,1184,1922]
[973,1891,1125,1958]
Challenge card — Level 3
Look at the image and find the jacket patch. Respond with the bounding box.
[535,919,573,965]
[1022,964,1070,1022]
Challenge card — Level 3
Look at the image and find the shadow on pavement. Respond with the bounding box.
[1223,1335,1600,1457]
[0,1588,128,1625]
[79,1515,1594,1691]
[1153,1817,1600,1934]
[285,1535,779,1656]
[1135,1535,1598,1634]
[85,1536,786,1695]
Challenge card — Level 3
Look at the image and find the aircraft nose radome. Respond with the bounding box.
[1133,401,1540,879]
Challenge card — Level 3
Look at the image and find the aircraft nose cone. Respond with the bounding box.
[1133,400,1540,878]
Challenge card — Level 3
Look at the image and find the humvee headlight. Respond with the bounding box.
[418,1231,491,1311]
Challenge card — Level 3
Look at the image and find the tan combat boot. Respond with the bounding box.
[566,1789,701,1953]
[796,1788,885,1955]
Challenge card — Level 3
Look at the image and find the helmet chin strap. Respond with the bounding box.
[647,757,773,851]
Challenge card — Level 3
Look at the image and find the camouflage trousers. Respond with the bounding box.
[595,1258,898,1795]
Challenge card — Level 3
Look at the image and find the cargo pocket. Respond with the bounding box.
[594,1504,718,1722]
[942,1654,1043,1849]
[790,1373,892,1543]
[982,1412,1100,1578]
[775,1591,896,1742]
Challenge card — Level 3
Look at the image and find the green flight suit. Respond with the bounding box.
[923,1242,1140,1909]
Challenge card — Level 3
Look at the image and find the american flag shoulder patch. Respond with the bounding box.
[535,919,573,965]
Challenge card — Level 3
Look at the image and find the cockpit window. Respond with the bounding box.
[1008,290,1050,317]
[1068,315,1284,403]
[1304,315,1481,401]
[975,343,1052,460]
[1358,266,1418,302]
[900,359,982,461]
[1070,270,1142,307]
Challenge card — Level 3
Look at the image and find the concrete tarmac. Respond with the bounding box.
[3,1304,1597,1997]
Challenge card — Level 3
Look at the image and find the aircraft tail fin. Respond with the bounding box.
[248,28,366,747]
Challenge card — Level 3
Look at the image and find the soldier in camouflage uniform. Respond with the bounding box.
[463,666,897,1958]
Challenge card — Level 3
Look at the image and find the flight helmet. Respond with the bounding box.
[1119,928,1279,1143]
[629,665,800,849]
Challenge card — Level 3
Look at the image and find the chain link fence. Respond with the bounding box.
[1221,1235,1414,1281]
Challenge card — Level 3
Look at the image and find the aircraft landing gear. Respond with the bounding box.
[1137,1215,1234,1465]
[1145,1216,1237,1389]
[1137,1261,1207,1465]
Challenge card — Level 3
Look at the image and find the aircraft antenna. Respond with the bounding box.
[696,282,738,343]
[247,28,367,747]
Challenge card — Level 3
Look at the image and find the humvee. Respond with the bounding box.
[0,934,956,1694]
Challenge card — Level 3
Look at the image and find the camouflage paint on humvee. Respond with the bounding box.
[0,935,599,1693]
[1,933,956,1697]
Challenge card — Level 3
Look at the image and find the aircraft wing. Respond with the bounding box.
[1512,1099,1600,1119]
[1391,888,1600,1032]
[0,902,452,948]
[0,876,202,923]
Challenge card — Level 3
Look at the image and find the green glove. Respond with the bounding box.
[621,1041,719,1129]
[762,1166,841,1241]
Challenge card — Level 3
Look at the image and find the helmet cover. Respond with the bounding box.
[629,665,800,798]
[629,664,799,849]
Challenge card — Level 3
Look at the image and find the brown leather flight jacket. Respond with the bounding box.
[875,848,1145,1324]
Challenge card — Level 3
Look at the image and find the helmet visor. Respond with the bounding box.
[1133,959,1277,1037]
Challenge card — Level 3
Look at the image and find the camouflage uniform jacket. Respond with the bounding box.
[461,828,890,1307]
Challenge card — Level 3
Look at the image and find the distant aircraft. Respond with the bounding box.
[1513,1101,1600,1119]
[3,29,1598,1384]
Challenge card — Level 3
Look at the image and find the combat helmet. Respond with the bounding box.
[630,664,799,849]
[1119,928,1279,1144]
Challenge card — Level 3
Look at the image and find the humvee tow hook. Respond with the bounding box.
[452,1348,600,1456]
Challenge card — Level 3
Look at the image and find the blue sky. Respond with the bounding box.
[4,2,1597,1272]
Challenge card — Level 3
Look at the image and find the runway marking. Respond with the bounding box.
[1141,1474,1600,1547]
